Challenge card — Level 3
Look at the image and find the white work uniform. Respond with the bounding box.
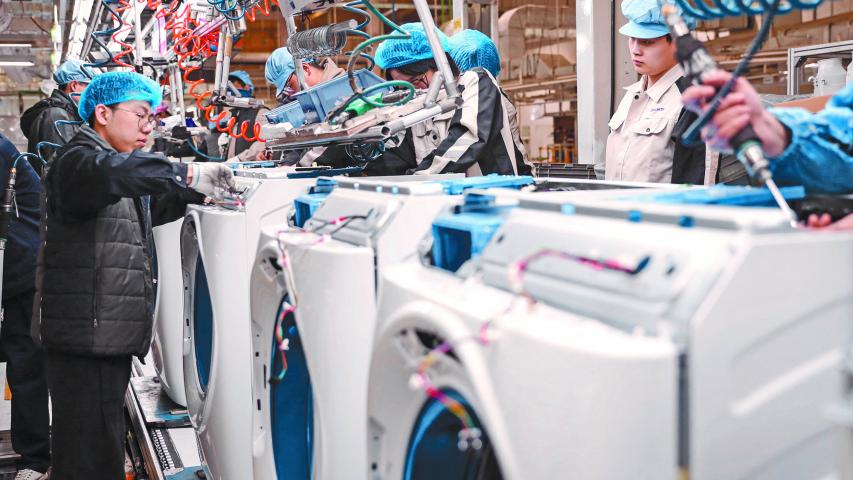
[605,64,684,183]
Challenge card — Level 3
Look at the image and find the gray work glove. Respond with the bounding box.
[188,163,236,200]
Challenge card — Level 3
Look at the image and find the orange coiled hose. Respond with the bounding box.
[109,0,135,68]
[155,0,269,143]
[246,0,279,22]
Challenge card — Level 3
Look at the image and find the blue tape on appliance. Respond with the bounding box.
[618,185,806,206]
[435,174,534,195]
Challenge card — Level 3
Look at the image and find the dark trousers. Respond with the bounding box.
[46,350,131,480]
[0,290,50,473]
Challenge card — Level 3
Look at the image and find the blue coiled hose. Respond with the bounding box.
[666,0,826,145]
[207,0,246,20]
[669,0,824,20]
[11,153,47,169]
[85,0,124,68]
[35,142,62,161]
[53,120,83,143]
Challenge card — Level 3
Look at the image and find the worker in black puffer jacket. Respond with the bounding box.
[20,60,95,175]
[33,71,236,480]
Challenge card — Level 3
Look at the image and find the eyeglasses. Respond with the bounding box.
[394,72,428,89]
[113,107,157,130]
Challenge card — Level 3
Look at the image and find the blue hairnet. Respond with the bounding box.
[448,29,500,78]
[228,70,254,95]
[53,59,96,86]
[78,71,162,122]
[375,23,450,70]
[619,0,697,39]
[266,47,296,97]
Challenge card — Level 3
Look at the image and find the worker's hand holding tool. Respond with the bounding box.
[682,69,789,157]
[188,162,237,200]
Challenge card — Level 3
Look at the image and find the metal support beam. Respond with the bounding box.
[452,0,468,31]
[132,0,144,71]
[284,15,309,91]
[413,0,459,97]
[488,1,498,47]
[575,0,613,177]
[451,0,498,45]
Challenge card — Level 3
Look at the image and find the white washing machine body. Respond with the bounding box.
[248,174,486,480]
[179,167,358,480]
[152,218,188,406]
[369,191,853,480]
[275,175,670,480]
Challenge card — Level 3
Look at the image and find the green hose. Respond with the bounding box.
[331,0,418,122]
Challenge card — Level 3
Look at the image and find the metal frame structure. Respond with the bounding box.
[452,0,499,45]
[787,39,853,95]
[264,0,463,152]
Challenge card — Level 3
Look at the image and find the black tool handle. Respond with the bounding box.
[674,33,764,153]
[0,168,16,242]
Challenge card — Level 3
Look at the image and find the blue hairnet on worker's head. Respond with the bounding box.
[449,29,500,78]
[375,23,450,70]
[78,71,162,123]
[53,59,96,86]
[266,47,296,97]
[228,70,254,95]
[619,0,697,39]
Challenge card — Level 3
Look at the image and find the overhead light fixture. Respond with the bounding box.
[0,61,35,66]
[0,43,32,48]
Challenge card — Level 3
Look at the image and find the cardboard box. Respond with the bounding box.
[775,10,803,28]
[721,15,749,30]
[832,0,852,15]
[816,0,833,19]
[776,95,831,113]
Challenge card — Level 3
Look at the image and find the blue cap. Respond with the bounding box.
[449,29,500,78]
[53,59,96,86]
[619,0,696,39]
[78,71,162,122]
[228,70,254,95]
[375,23,450,70]
[266,48,296,97]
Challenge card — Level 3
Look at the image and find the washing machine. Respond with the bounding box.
[264,175,676,479]
[368,187,853,480]
[247,173,479,480]
[151,218,188,406]
[179,166,361,480]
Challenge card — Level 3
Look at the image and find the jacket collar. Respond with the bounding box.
[74,124,117,153]
[318,57,346,83]
[50,89,78,109]
[624,64,684,102]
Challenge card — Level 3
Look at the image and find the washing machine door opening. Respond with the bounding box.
[404,389,503,480]
[193,255,214,392]
[270,295,314,480]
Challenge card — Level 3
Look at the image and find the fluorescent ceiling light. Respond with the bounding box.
[0,44,32,48]
[0,61,35,66]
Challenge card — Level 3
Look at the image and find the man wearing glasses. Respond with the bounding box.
[35,72,235,479]
[21,60,95,175]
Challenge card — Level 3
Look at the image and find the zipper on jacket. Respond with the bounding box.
[92,259,99,329]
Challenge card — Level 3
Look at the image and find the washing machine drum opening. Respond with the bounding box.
[193,255,214,392]
[404,389,503,480]
[270,295,314,480]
